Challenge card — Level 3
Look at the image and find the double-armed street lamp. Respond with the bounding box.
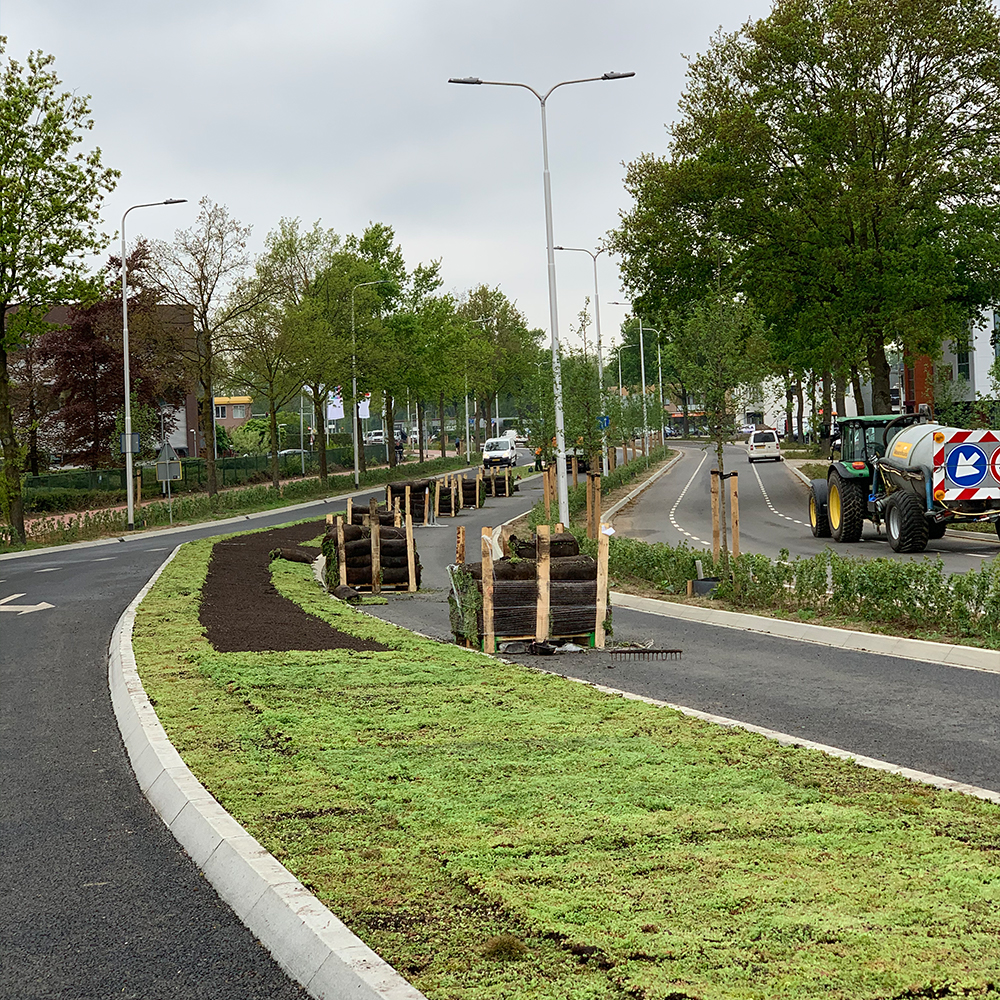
[554,244,609,475]
[121,198,186,531]
[351,279,392,487]
[449,71,634,526]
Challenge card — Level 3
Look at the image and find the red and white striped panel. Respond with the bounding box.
[934,430,1000,501]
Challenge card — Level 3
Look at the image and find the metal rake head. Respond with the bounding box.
[608,648,682,662]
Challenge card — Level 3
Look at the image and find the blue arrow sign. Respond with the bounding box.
[945,444,988,488]
[598,415,610,429]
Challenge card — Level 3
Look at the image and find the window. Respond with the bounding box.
[957,352,970,382]
[214,405,226,419]
[232,404,246,419]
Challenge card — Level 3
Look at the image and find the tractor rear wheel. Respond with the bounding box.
[885,492,929,553]
[828,475,865,543]
[808,480,831,538]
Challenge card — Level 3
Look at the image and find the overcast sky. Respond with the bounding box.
[1,0,772,350]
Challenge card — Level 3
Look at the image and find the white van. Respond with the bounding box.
[747,429,781,463]
[482,437,516,469]
[364,429,385,445]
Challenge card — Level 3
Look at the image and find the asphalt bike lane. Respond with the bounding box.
[0,486,411,1000]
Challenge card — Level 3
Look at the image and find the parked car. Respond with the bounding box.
[747,429,782,463]
[364,429,386,445]
[482,437,516,469]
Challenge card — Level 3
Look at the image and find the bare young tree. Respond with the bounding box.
[148,197,264,496]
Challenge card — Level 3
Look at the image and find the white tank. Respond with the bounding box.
[883,421,949,470]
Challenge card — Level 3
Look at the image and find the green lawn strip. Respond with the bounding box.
[135,537,1000,999]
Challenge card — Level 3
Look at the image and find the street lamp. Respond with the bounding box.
[609,303,651,454]
[450,71,635,526]
[121,198,186,530]
[351,280,392,488]
[555,244,609,475]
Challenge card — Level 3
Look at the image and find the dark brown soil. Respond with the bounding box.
[200,520,387,654]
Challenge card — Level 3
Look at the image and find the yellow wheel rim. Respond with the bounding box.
[809,496,818,527]
[828,482,841,530]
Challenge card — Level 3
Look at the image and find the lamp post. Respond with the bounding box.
[351,279,391,487]
[449,71,634,526]
[554,244,608,474]
[609,304,650,454]
[121,198,186,530]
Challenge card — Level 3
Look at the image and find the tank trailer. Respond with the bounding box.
[808,412,1000,552]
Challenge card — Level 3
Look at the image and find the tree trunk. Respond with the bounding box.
[795,378,805,444]
[268,404,280,489]
[680,382,690,438]
[439,390,446,459]
[312,388,327,484]
[850,365,866,416]
[715,439,729,567]
[0,344,27,545]
[867,332,892,414]
[784,373,794,440]
[834,371,847,427]
[821,369,833,457]
[417,401,425,463]
[356,408,366,473]
[473,397,481,453]
[27,387,39,477]
[386,392,395,469]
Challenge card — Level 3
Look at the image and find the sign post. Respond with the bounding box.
[155,443,182,524]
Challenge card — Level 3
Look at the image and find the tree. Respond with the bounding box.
[614,0,1000,414]
[675,291,770,563]
[0,42,119,543]
[148,197,264,498]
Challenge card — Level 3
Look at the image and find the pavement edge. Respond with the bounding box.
[108,546,428,1000]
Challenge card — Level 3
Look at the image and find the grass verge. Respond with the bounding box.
[134,532,1000,999]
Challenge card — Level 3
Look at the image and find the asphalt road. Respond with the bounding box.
[613,442,999,573]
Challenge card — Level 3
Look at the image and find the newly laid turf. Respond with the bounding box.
[133,536,1000,999]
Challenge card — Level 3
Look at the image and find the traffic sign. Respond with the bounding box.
[120,432,140,454]
[990,446,1000,485]
[598,415,610,429]
[156,443,182,482]
[945,443,988,488]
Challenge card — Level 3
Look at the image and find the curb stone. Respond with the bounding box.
[109,546,427,1000]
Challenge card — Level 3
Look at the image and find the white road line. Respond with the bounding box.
[751,462,806,526]
[669,450,710,545]
[34,567,61,573]
[91,556,116,562]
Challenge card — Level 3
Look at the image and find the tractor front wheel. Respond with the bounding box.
[828,475,865,543]
[885,492,929,553]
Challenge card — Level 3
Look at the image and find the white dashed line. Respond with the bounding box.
[669,450,710,545]
[34,567,61,573]
[751,462,806,526]
[91,557,116,562]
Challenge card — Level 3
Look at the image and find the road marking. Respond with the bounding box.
[751,463,806,526]
[669,450,710,545]
[34,567,61,573]
[91,556,116,562]
[0,593,54,614]
[146,547,168,552]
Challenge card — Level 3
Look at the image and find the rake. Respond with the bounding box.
[608,648,682,662]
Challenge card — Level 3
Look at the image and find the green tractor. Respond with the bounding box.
[808,412,1000,552]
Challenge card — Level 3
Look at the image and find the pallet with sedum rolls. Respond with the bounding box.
[323,498,420,593]
[447,523,610,653]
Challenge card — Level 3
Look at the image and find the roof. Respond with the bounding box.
[214,396,252,405]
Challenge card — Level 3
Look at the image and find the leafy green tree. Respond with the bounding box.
[149,197,265,498]
[0,42,119,543]
[614,0,1000,414]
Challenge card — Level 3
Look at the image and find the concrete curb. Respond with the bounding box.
[109,547,427,1000]
[610,591,1000,674]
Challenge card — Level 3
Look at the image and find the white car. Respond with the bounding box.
[364,429,386,445]
[747,429,781,463]
[482,437,516,469]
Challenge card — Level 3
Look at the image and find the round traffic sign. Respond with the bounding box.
[946,444,989,488]
[990,446,1000,485]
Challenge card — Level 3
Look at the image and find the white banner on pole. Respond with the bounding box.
[358,393,371,419]
[326,389,344,422]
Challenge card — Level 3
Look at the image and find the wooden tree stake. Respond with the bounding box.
[456,525,465,564]
[369,497,381,594]
[434,479,441,519]
[711,470,720,561]
[405,484,411,523]
[336,515,347,588]
[406,512,416,592]
[346,497,353,524]
[571,455,578,487]
[535,524,551,642]
[585,472,593,539]
[595,526,610,649]
[730,472,740,559]
[481,527,495,653]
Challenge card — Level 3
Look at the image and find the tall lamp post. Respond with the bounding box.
[554,244,609,475]
[449,71,634,526]
[121,198,186,530]
[351,279,391,488]
[609,304,651,454]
